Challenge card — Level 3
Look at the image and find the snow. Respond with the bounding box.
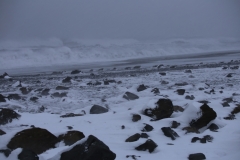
[1,38,240,71]
[0,49,240,159]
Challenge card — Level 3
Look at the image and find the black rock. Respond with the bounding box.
[137,84,147,92]
[90,105,108,114]
[20,87,32,95]
[135,139,158,153]
[190,104,217,129]
[7,127,59,154]
[0,149,11,157]
[191,137,201,143]
[230,66,239,69]
[71,70,81,74]
[226,73,233,77]
[125,133,141,142]
[159,72,166,76]
[0,108,21,125]
[0,72,9,78]
[171,121,180,128]
[0,129,6,135]
[185,69,192,73]
[173,105,184,112]
[60,135,116,160]
[56,86,69,90]
[161,127,179,140]
[60,113,83,118]
[142,124,154,132]
[58,131,85,146]
[140,133,149,138]
[151,88,160,94]
[188,153,206,160]
[161,80,169,84]
[198,100,210,104]
[144,98,174,120]
[123,92,139,100]
[30,97,39,102]
[52,92,67,98]
[62,77,72,83]
[0,94,7,102]
[176,89,185,95]
[41,88,50,96]
[175,82,188,86]
[224,114,236,120]
[18,149,39,160]
[222,97,233,103]
[207,123,219,132]
[222,102,230,107]
[8,94,21,100]
[133,66,141,69]
[185,95,195,100]
[132,114,141,122]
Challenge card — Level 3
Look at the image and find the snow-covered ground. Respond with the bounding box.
[0,56,240,159]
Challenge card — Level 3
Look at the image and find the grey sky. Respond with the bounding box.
[0,0,240,40]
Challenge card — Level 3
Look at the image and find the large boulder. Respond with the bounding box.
[58,131,85,146]
[143,99,174,121]
[7,128,59,154]
[90,105,108,114]
[125,133,140,142]
[137,84,147,92]
[161,127,179,140]
[135,139,158,153]
[60,135,116,160]
[0,94,7,102]
[190,104,217,129]
[0,108,21,125]
[18,149,39,160]
[123,92,139,100]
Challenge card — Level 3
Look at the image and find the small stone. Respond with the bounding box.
[188,153,206,160]
[176,89,185,95]
[140,133,149,138]
[135,139,158,153]
[132,114,141,122]
[171,121,180,128]
[142,124,154,132]
[125,133,141,142]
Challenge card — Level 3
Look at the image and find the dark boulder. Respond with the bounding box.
[56,86,69,90]
[7,128,59,154]
[20,87,32,95]
[71,70,81,74]
[226,73,233,77]
[140,133,149,138]
[60,135,116,160]
[185,95,195,100]
[18,149,39,160]
[52,92,67,98]
[231,105,240,114]
[58,131,85,146]
[123,92,139,100]
[207,123,219,132]
[151,88,160,94]
[0,108,21,125]
[222,102,230,107]
[125,133,141,142]
[30,97,38,102]
[175,82,188,86]
[141,124,154,132]
[90,105,108,114]
[159,72,166,76]
[161,127,179,140]
[190,104,217,129]
[176,89,185,95]
[132,114,141,122]
[8,94,21,100]
[188,153,206,160]
[62,77,72,83]
[60,113,84,118]
[0,94,7,102]
[143,98,174,120]
[0,129,6,135]
[41,88,50,96]
[171,121,180,128]
[135,139,158,153]
[137,84,147,92]
[0,149,11,157]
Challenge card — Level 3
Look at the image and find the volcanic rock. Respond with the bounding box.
[62,77,72,83]
[123,92,139,100]
[161,127,179,140]
[90,105,108,114]
[58,131,85,146]
[125,133,141,142]
[141,124,154,132]
[188,153,206,160]
[0,108,21,125]
[137,84,147,92]
[60,135,116,160]
[18,149,39,160]
[143,98,174,120]
[135,139,158,153]
[176,89,185,95]
[7,128,59,154]
[132,114,141,122]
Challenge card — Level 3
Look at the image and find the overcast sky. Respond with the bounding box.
[0,0,240,40]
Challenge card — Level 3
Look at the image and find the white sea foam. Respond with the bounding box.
[1,38,240,70]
